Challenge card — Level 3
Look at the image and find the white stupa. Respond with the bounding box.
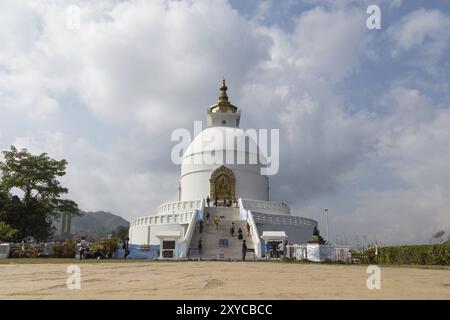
[129,80,317,259]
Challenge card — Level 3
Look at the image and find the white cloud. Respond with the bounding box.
[377,87,450,188]
[345,187,450,245]
[387,8,450,72]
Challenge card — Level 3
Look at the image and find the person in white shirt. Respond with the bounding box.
[79,237,88,260]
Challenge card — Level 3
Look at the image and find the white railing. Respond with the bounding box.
[286,244,352,263]
[240,199,290,215]
[177,199,205,258]
[131,211,196,227]
[157,200,202,214]
[239,198,261,259]
[251,212,317,227]
[131,200,203,227]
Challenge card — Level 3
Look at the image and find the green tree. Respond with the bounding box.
[112,225,130,240]
[0,221,17,242]
[0,146,80,241]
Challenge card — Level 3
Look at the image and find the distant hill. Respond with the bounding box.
[55,211,129,239]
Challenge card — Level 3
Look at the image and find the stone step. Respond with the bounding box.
[189,214,254,260]
[202,207,241,221]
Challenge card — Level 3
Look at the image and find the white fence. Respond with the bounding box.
[239,199,261,258]
[130,200,202,227]
[131,211,196,227]
[177,199,205,258]
[157,200,202,214]
[241,199,290,215]
[286,244,352,263]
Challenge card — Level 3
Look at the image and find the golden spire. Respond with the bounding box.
[218,79,228,102]
[209,78,238,113]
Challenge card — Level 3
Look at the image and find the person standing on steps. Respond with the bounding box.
[230,222,235,237]
[246,222,251,237]
[238,227,243,240]
[214,198,218,207]
[242,240,247,261]
[199,219,204,234]
[206,196,210,207]
[205,211,210,224]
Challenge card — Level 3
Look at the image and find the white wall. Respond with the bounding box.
[130,224,186,245]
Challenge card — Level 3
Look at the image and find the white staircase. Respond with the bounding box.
[189,206,254,260]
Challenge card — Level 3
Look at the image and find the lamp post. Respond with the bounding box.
[324,208,329,243]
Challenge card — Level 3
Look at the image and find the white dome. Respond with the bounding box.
[179,126,269,202]
[182,126,265,165]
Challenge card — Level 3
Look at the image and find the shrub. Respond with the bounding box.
[375,243,450,265]
[88,237,119,258]
[53,239,76,258]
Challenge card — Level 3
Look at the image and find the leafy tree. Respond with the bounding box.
[0,146,80,241]
[0,221,17,242]
[112,225,129,240]
[0,189,8,218]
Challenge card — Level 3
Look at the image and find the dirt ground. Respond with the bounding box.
[0,260,449,299]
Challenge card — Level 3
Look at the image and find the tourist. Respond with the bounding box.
[271,242,277,258]
[214,215,220,230]
[278,242,284,258]
[238,227,243,240]
[214,198,218,207]
[199,219,204,234]
[79,237,87,260]
[246,222,251,236]
[205,211,210,224]
[198,238,202,257]
[283,240,288,257]
[242,240,247,261]
[230,222,235,237]
[206,196,210,207]
[123,237,130,260]
[264,242,271,259]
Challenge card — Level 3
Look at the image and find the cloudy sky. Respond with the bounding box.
[1,0,449,245]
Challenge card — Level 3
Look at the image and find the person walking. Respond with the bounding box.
[214,198,218,207]
[205,211,210,224]
[79,237,87,260]
[206,196,210,207]
[123,237,130,260]
[230,222,235,237]
[242,240,248,261]
[246,222,251,237]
